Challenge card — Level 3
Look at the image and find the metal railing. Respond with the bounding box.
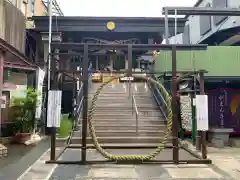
[67,84,84,144]
[147,76,168,121]
[132,94,139,135]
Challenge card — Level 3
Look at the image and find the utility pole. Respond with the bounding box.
[47,0,56,161]
[48,0,53,91]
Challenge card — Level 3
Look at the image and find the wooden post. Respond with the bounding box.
[171,46,179,164]
[81,44,89,164]
[199,71,207,159]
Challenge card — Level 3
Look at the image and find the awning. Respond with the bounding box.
[0,38,37,71]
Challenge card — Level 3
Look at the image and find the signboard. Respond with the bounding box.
[120,77,134,81]
[207,88,240,132]
[47,90,62,127]
[196,95,209,131]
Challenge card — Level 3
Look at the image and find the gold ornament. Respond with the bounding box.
[107,21,115,31]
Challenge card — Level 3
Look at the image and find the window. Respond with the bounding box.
[31,0,35,16]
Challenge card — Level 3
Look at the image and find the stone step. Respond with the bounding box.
[90,120,165,124]
[86,122,165,126]
[91,96,153,99]
[73,130,166,137]
[94,101,155,105]
[89,93,152,96]
[76,125,166,131]
[93,111,162,116]
[92,107,161,111]
[78,119,166,124]
[93,104,157,107]
[91,115,164,119]
[70,136,173,144]
[68,143,172,148]
[91,114,164,119]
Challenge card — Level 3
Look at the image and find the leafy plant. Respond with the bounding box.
[57,115,72,138]
[11,88,38,133]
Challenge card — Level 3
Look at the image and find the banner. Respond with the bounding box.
[35,68,45,119]
[207,88,240,132]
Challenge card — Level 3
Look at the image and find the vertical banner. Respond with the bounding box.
[35,68,45,119]
[196,95,209,131]
[47,90,62,127]
[180,95,192,131]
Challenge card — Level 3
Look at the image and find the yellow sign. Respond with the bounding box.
[107,21,115,30]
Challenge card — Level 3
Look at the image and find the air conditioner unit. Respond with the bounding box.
[23,0,28,4]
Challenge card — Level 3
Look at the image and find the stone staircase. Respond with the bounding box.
[71,82,170,147]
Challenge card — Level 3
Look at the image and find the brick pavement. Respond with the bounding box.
[16,147,239,180]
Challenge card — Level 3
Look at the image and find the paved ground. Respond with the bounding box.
[16,146,240,180]
[0,139,49,180]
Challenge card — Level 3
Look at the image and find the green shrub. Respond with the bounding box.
[58,115,72,137]
[11,88,38,133]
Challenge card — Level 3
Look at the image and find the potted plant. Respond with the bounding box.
[11,88,38,144]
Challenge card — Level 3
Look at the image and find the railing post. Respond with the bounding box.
[132,96,133,115]
[136,112,138,135]
[81,44,89,164]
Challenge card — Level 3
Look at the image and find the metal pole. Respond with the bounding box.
[0,52,4,137]
[192,75,197,146]
[47,0,52,91]
[77,66,80,90]
[49,55,58,161]
[47,0,55,161]
[171,46,179,164]
[174,9,177,41]
[81,44,89,164]
[128,78,131,99]
[164,9,169,44]
[128,46,132,99]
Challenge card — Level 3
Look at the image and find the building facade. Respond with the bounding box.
[0,0,26,52]
[0,0,37,137]
[170,0,240,45]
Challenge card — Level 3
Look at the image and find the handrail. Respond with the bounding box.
[68,64,92,144]
[67,84,84,145]
[147,76,168,120]
[132,94,139,135]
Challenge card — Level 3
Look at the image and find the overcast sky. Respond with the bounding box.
[57,0,198,17]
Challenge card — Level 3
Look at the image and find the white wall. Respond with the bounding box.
[169,33,183,44]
